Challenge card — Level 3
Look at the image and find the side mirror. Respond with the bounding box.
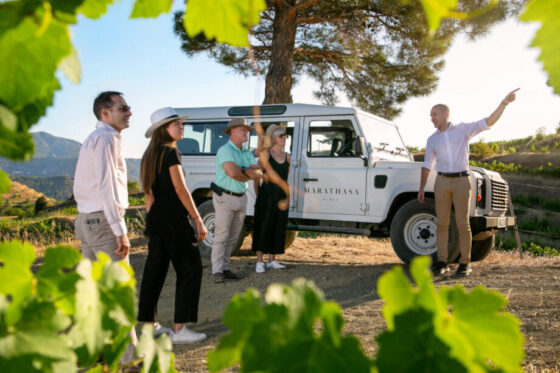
[355,136,368,167]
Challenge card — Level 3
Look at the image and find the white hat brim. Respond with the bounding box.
[145,115,189,138]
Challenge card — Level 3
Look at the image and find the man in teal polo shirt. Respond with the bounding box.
[212,118,261,283]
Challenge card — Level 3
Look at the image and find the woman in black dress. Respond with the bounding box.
[252,124,290,273]
[137,107,208,344]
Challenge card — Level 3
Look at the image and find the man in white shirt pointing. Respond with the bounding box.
[74,91,132,262]
[418,88,519,276]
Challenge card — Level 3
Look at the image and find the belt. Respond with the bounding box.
[438,171,469,177]
[222,189,245,197]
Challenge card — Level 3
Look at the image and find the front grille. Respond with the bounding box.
[490,180,508,211]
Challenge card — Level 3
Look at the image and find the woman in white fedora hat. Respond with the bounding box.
[252,124,290,273]
[137,107,208,344]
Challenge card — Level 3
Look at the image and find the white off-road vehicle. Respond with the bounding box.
[174,104,515,264]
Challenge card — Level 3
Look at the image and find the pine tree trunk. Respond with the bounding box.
[263,2,298,104]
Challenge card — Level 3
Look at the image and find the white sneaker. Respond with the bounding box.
[154,322,172,337]
[266,260,286,269]
[170,326,207,344]
[256,262,266,273]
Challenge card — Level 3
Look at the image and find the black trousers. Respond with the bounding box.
[138,213,202,324]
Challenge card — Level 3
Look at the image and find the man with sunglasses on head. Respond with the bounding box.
[73,91,137,363]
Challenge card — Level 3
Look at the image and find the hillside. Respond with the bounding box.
[0,132,141,182]
[1,181,55,206]
[11,175,74,201]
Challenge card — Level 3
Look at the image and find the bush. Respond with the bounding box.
[4,207,24,217]
[128,181,140,192]
[34,195,49,214]
[470,140,494,158]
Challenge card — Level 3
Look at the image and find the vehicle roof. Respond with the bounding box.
[174,103,358,120]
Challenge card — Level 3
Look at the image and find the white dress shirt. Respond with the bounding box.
[73,121,129,236]
[422,118,489,173]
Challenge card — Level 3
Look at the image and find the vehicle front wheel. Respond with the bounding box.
[390,198,459,265]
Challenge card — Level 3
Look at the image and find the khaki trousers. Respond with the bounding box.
[211,193,247,274]
[434,175,472,264]
[75,211,137,364]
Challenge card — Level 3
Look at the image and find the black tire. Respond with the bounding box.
[471,235,495,262]
[390,198,459,265]
[197,200,215,258]
[198,199,248,258]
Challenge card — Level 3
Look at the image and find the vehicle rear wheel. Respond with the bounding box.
[197,200,215,258]
[471,235,495,262]
[197,200,248,259]
[390,198,460,265]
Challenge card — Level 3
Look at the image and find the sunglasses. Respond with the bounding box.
[112,104,131,113]
[277,134,287,138]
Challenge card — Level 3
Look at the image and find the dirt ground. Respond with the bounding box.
[123,234,560,372]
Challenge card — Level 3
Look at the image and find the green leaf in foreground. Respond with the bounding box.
[520,0,560,94]
[136,324,176,373]
[208,278,372,373]
[36,245,82,315]
[0,240,36,325]
[130,0,173,19]
[0,170,10,195]
[183,0,266,47]
[376,257,524,372]
[70,252,137,367]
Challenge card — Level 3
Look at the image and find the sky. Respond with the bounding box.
[33,0,560,159]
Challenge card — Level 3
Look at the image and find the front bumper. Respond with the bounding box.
[470,216,516,231]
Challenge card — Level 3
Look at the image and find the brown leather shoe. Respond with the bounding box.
[213,272,225,283]
[223,270,243,280]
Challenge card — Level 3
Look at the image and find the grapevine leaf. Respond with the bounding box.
[520,0,560,94]
[0,240,36,325]
[0,170,10,195]
[78,0,115,19]
[376,308,467,372]
[0,299,76,372]
[58,47,81,83]
[183,0,266,47]
[0,6,71,109]
[441,286,525,372]
[36,245,82,315]
[377,265,414,330]
[208,289,263,372]
[0,104,17,131]
[136,324,176,373]
[69,259,107,365]
[0,124,35,160]
[130,0,173,18]
[209,279,372,373]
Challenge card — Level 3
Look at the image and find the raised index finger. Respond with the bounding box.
[509,88,520,95]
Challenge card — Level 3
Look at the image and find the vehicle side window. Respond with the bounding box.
[248,121,295,155]
[307,120,357,157]
[177,122,228,155]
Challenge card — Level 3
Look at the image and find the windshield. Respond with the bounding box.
[357,113,410,158]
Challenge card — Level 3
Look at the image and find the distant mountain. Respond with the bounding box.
[0,132,140,182]
[32,131,82,158]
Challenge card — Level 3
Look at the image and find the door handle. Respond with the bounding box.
[303,178,318,182]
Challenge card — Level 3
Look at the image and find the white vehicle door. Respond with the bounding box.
[295,116,367,218]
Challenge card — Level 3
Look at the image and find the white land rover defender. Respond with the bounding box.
[174,104,515,264]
